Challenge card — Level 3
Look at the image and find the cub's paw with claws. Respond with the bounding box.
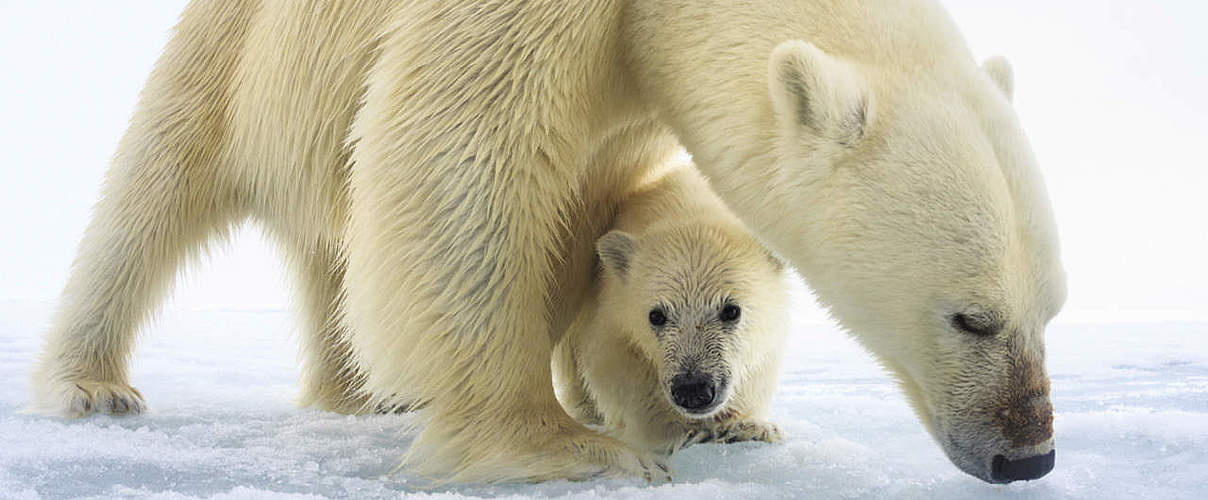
[684,419,783,447]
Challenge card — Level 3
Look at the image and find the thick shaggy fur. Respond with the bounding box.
[31,0,1065,484]
[554,163,788,455]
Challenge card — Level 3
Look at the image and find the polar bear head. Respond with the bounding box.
[761,41,1066,483]
[596,225,787,419]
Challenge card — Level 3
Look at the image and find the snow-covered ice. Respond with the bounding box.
[1,288,1206,499]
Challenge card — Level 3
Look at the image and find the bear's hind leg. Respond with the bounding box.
[284,241,372,415]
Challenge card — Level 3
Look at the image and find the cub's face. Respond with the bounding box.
[596,225,784,419]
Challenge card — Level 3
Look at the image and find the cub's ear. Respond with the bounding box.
[597,231,637,280]
[769,40,874,146]
[982,55,1014,102]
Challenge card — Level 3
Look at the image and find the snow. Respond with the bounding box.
[2,286,1206,499]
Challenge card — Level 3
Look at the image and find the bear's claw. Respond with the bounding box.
[61,381,145,417]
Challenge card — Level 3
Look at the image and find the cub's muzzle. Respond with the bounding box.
[669,372,716,413]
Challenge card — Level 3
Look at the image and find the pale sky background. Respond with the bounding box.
[0,1,1204,323]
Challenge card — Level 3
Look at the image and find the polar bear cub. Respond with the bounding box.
[554,161,789,454]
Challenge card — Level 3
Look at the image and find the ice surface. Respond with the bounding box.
[1,294,1205,499]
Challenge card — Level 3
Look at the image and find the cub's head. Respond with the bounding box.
[595,225,786,419]
[757,41,1066,483]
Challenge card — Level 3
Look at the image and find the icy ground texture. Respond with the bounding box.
[1,299,1206,499]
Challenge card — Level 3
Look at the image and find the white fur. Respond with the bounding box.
[554,162,788,455]
[31,0,1064,484]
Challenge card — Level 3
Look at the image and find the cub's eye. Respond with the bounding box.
[951,311,999,336]
[719,304,741,322]
[648,308,668,327]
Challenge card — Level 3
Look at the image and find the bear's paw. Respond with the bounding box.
[548,432,673,483]
[684,419,784,447]
[34,379,145,418]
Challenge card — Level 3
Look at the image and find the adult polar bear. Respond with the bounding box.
[32,0,1065,485]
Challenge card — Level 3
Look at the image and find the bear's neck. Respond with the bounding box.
[617,0,973,258]
[617,0,811,249]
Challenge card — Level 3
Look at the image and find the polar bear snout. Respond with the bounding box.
[666,369,731,417]
[990,448,1056,483]
[669,372,717,413]
[998,393,1054,448]
[986,392,1055,482]
[941,424,1056,484]
[941,365,1056,483]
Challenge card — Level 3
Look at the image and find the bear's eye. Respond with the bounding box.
[950,311,999,336]
[719,304,741,323]
[648,308,668,327]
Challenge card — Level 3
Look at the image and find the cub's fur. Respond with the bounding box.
[555,163,788,454]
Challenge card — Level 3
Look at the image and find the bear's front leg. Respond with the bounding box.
[341,113,668,482]
[340,159,670,481]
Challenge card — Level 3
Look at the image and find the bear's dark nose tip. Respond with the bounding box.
[670,373,716,411]
[990,450,1055,482]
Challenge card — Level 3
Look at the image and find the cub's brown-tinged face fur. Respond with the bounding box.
[597,226,781,419]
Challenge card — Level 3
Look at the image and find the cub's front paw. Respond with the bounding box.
[727,420,784,444]
[684,419,784,447]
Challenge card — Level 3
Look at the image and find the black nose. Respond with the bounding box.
[990,450,1055,482]
[670,373,716,411]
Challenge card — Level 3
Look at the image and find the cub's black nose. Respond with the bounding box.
[990,450,1055,482]
[670,373,716,412]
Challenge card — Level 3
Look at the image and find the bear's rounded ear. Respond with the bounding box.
[982,55,1014,102]
[768,40,874,147]
[597,230,637,280]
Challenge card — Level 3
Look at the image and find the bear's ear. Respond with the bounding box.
[769,41,874,146]
[982,55,1014,102]
[597,231,637,280]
